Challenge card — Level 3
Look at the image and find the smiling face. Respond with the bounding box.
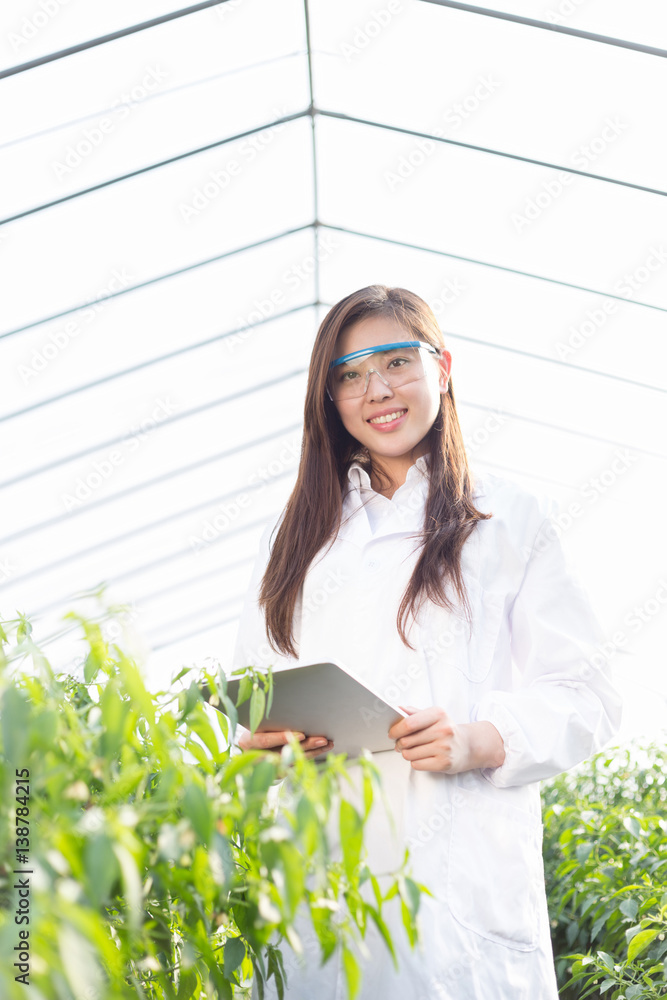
[331,314,452,478]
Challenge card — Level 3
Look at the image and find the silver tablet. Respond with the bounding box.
[223,660,408,759]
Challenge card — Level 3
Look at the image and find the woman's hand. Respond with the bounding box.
[236,726,334,760]
[388,705,505,773]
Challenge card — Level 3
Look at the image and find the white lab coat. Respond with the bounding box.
[231,454,622,1000]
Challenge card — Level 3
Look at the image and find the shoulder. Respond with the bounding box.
[470,468,558,545]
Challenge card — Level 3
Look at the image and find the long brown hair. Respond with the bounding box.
[258,285,491,657]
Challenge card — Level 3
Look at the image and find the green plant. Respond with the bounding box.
[542,743,667,999]
[0,599,426,999]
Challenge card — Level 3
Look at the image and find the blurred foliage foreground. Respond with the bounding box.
[1,603,666,1000]
[0,605,426,1000]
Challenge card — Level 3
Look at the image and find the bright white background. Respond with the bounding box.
[1,0,666,746]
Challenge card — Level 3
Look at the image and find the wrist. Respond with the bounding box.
[463,721,506,771]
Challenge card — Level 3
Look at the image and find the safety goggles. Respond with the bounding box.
[326,340,441,401]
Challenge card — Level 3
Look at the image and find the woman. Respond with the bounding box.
[231,285,622,999]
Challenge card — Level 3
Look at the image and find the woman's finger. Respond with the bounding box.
[398,740,441,762]
[300,735,332,751]
[303,739,334,758]
[394,721,452,751]
[239,729,305,750]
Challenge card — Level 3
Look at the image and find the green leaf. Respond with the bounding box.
[58,924,104,1000]
[100,681,130,757]
[187,707,223,760]
[400,898,417,948]
[176,969,199,1000]
[623,816,642,839]
[237,675,253,706]
[626,923,643,944]
[575,841,594,864]
[627,928,659,962]
[249,685,266,734]
[366,906,397,969]
[277,841,305,918]
[83,652,100,683]
[619,898,639,921]
[223,936,246,975]
[339,800,363,880]
[84,834,120,906]
[342,946,362,999]
[183,781,213,843]
[1,685,30,764]
[248,759,279,796]
[251,955,265,1000]
[600,980,616,994]
[266,946,285,1000]
[296,796,319,855]
[265,669,274,717]
[112,843,142,932]
[362,771,373,820]
[400,877,421,920]
[597,951,615,973]
[220,692,238,737]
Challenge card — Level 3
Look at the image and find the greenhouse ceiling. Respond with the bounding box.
[1,0,666,742]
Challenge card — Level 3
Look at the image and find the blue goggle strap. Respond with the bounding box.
[329,340,440,370]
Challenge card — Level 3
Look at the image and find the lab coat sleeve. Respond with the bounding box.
[470,511,623,788]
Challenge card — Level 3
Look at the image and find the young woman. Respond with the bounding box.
[232,285,622,999]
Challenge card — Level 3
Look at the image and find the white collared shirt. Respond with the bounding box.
[232,457,622,999]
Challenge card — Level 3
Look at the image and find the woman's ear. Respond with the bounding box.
[438,349,452,393]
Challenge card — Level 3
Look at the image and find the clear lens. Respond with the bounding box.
[327,345,428,400]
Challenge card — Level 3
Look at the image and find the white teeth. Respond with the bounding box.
[369,409,407,424]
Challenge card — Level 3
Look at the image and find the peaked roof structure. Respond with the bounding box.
[1,0,666,738]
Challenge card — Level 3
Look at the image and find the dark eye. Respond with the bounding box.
[388,356,409,369]
[339,370,359,381]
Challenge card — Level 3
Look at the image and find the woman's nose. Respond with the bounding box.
[365,369,393,400]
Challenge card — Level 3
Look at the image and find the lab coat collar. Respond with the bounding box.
[346,452,430,492]
[345,453,484,499]
[338,453,487,551]
[338,454,430,548]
